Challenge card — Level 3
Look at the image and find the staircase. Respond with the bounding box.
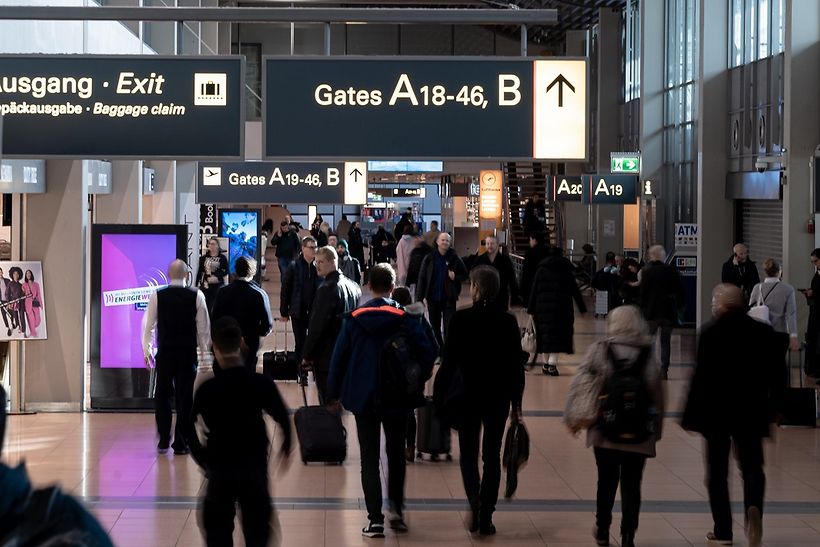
[503,162,562,255]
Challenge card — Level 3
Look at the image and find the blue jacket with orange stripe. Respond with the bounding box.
[327,297,438,415]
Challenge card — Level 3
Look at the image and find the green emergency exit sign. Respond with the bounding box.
[610,152,641,174]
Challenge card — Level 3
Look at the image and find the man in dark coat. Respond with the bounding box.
[682,284,782,547]
[302,246,361,404]
[406,239,432,290]
[472,235,521,310]
[434,266,526,536]
[212,256,273,372]
[393,210,414,241]
[721,243,760,303]
[280,236,321,367]
[270,220,302,279]
[528,249,586,376]
[801,248,820,379]
[639,245,684,380]
[520,232,551,305]
[523,193,547,237]
[416,232,469,350]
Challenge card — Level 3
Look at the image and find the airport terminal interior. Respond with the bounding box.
[2,0,820,546]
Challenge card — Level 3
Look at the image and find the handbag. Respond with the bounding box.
[521,316,536,355]
[32,298,40,308]
[564,343,607,430]
[747,283,777,325]
[502,420,530,498]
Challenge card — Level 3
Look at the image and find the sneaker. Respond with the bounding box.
[361,522,385,538]
[706,531,733,545]
[746,506,762,546]
[387,511,408,533]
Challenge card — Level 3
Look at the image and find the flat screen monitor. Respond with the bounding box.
[219,209,260,279]
[90,224,187,409]
[367,161,443,173]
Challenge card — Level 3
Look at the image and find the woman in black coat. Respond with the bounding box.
[520,232,551,305]
[196,237,229,314]
[347,221,367,267]
[434,266,526,537]
[528,250,587,376]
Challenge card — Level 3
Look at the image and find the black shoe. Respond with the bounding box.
[593,525,610,546]
[621,532,635,547]
[542,365,559,376]
[746,506,762,546]
[361,522,385,538]
[469,510,480,533]
[157,441,170,455]
[479,518,496,536]
[387,510,408,533]
[173,447,190,456]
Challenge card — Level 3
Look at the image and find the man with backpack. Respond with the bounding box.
[327,263,438,538]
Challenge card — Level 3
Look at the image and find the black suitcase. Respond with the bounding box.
[263,321,299,381]
[416,397,452,461]
[294,384,347,464]
[780,348,818,428]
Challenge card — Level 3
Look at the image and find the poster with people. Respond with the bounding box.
[0,261,47,341]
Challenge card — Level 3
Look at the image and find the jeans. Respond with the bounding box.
[648,319,673,372]
[457,404,509,519]
[427,300,455,351]
[277,257,291,279]
[200,466,271,547]
[594,447,648,535]
[355,411,408,523]
[154,351,196,451]
[705,433,766,540]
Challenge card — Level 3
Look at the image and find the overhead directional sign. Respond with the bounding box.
[582,174,639,204]
[196,162,368,204]
[548,176,584,202]
[264,57,587,161]
[610,152,641,174]
[0,55,244,159]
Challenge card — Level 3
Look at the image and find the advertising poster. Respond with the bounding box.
[219,209,259,275]
[0,261,47,341]
[99,233,178,368]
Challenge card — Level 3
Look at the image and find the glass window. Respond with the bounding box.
[730,0,743,67]
[758,0,769,59]
[744,0,756,64]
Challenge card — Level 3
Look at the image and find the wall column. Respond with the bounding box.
[95,160,143,224]
[696,0,732,325]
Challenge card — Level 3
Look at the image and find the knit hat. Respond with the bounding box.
[337,239,349,250]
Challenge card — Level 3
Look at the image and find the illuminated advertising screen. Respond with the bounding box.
[91,224,186,409]
[219,209,260,277]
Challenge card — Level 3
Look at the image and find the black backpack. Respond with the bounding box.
[598,345,655,444]
[375,318,429,412]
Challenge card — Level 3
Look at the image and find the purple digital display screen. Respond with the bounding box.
[99,233,177,368]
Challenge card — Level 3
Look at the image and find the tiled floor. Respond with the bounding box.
[3,264,820,546]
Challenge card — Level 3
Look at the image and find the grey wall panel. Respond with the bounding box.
[399,24,452,55]
[346,24,399,55]
[453,26,494,56]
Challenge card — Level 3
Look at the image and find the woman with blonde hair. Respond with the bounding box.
[748,258,800,357]
[565,305,664,547]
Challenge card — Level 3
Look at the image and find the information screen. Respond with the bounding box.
[219,209,259,275]
[99,233,178,368]
[90,224,186,409]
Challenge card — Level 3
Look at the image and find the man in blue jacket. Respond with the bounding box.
[327,263,437,539]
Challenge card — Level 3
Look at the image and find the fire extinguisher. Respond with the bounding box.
[808,217,815,234]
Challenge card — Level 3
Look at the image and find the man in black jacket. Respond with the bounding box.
[270,220,301,279]
[212,257,273,372]
[416,232,468,349]
[372,226,396,264]
[302,246,361,403]
[520,232,550,305]
[472,235,521,310]
[639,245,684,380]
[682,284,781,547]
[280,236,321,367]
[189,317,292,547]
[721,243,760,303]
[142,259,211,455]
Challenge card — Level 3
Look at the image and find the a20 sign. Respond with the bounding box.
[548,174,638,204]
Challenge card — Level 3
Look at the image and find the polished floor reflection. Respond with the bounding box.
[4,278,820,546]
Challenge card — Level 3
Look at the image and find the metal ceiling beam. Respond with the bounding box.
[0,6,558,24]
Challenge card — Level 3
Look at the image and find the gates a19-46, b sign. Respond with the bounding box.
[264,57,587,161]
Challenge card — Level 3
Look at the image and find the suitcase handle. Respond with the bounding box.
[273,319,292,353]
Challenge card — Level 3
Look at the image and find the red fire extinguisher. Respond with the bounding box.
[808,217,815,234]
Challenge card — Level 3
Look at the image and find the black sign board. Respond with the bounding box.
[196,161,367,204]
[582,174,639,204]
[549,176,584,202]
[0,55,244,159]
[393,188,426,198]
[264,57,588,161]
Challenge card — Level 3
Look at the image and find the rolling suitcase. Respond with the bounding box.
[594,290,609,318]
[263,321,299,381]
[415,397,452,461]
[780,348,818,428]
[294,383,347,464]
